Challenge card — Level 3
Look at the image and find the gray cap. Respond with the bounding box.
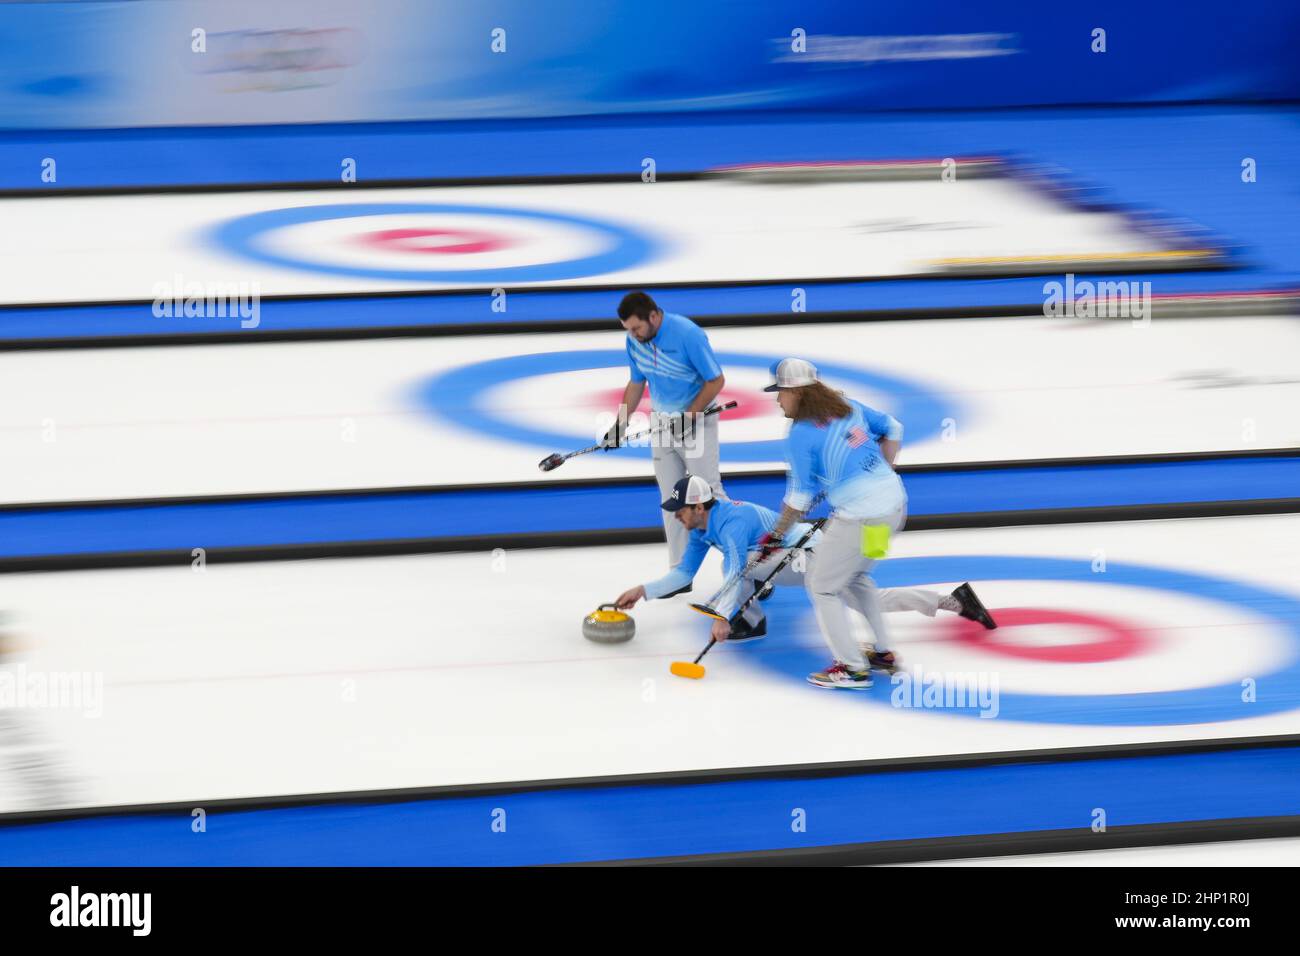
[763,357,819,391]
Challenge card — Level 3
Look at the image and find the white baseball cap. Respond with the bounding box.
[662,474,715,512]
[763,357,819,391]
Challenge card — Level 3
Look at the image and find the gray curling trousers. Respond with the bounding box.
[800,499,910,671]
[738,514,938,647]
[651,413,726,566]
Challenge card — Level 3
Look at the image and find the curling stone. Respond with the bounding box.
[582,604,636,644]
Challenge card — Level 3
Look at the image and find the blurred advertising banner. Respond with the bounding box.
[1,0,1298,128]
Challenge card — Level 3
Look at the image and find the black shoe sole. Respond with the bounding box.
[954,582,997,629]
[867,656,900,675]
[660,583,694,599]
[728,618,768,642]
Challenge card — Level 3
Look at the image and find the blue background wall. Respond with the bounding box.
[2,1,1298,129]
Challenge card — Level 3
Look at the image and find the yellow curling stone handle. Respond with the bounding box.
[590,603,630,623]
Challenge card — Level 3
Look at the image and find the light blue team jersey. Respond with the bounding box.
[643,499,818,617]
[784,398,906,519]
[625,312,723,413]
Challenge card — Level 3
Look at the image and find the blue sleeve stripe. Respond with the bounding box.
[785,490,815,511]
[643,567,694,601]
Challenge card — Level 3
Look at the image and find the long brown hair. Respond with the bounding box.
[791,382,851,424]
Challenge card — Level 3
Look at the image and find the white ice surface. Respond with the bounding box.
[3,316,1298,503]
[0,178,1161,303]
[3,514,1299,814]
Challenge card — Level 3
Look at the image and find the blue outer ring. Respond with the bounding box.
[209,203,657,282]
[764,555,1300,726]
[415,349,956,462]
